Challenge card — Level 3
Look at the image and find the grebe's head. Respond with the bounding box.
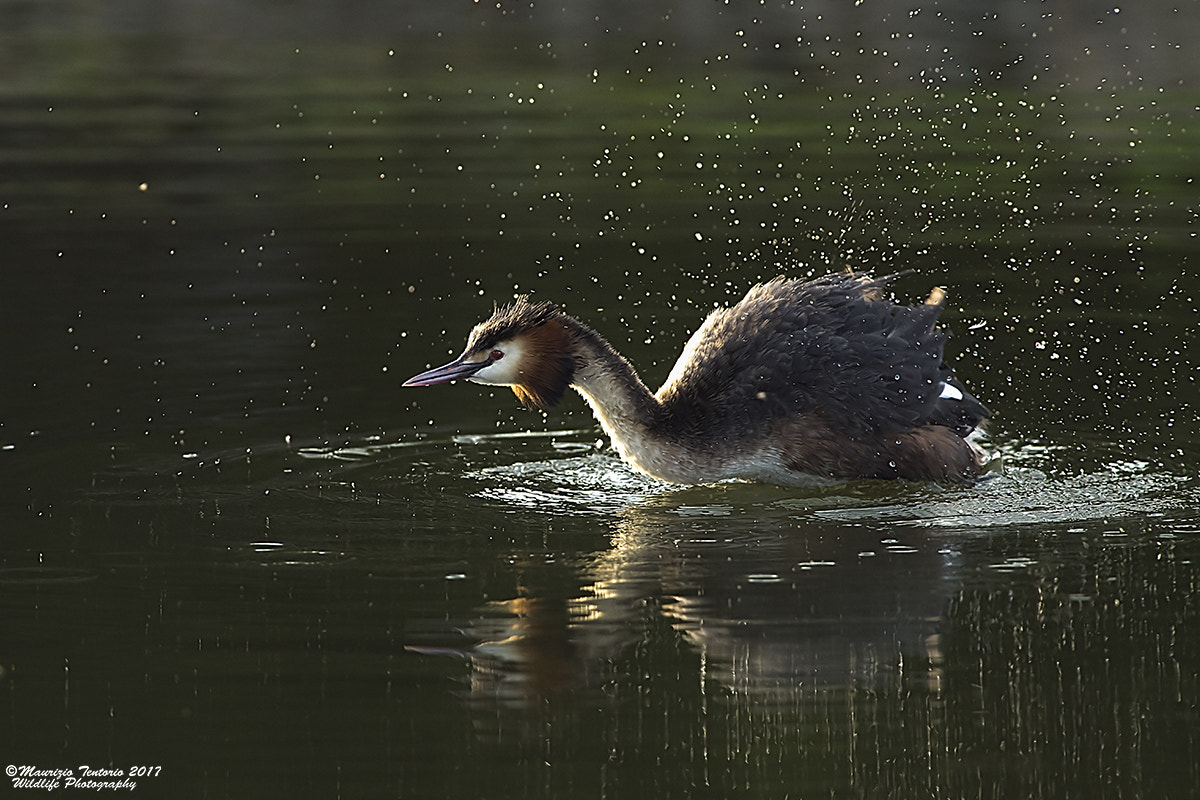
[403,296,576,410]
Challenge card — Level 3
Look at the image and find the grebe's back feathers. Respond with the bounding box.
[655,273,987,444]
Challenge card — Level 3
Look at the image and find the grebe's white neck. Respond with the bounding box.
[564,335,695,483]
[563,322,786,484]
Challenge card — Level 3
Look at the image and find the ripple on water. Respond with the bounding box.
[809,462,1192,530]
[469,453,665,514]
[0,567,99,585]
[323,427,1200,529]
[461,443,1199,531]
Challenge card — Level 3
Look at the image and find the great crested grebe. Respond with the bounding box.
[404,272,990,486]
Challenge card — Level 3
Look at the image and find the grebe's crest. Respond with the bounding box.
[462,296,576,410]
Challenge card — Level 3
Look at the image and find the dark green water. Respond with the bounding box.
[2,2,1199,798]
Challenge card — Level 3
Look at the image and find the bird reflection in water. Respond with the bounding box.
[405,500,954,710]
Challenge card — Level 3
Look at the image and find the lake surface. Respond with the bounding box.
[2,1,1198,797]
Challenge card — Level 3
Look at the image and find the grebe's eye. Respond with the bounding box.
[489,349,504,361]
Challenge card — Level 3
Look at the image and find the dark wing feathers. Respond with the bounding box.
[657,273,987,440]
